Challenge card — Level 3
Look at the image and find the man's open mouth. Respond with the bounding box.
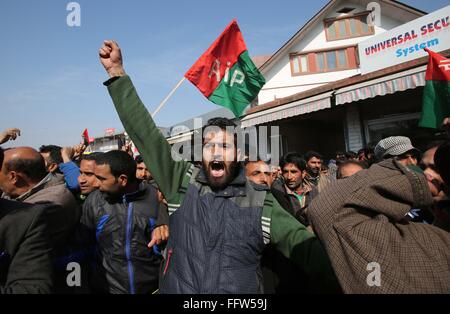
[210,160,225,178]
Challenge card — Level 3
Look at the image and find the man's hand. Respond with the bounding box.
[72,143,86,161]
[61,147,74,163]
[0,128,21,145]
[148,225,169,249]
[99,40,125,78]
[121,142,133,157]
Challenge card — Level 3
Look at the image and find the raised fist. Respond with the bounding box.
[99,40,125,78]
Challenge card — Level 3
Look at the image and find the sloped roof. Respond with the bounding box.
[252,55,272,68]
[258,0,426,72]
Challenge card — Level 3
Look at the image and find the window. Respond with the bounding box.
[365,113,421,146]
[290,46,357,75]
[324,13,374,41]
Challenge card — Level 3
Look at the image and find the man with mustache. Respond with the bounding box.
[99,40,340,293]
[303,151,332,193]
[77,153,102,199]
[271,153,317,226]
[244,159,274,188]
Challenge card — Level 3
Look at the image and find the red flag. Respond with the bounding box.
[185,19,247,98]
[82,128,89,145]
[424,48,450,81]
[184,19,265,117]
[419,49,450,129]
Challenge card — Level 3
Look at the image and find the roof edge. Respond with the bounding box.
[247,49,450,116]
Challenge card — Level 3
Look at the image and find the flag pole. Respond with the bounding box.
[152,77,186,118]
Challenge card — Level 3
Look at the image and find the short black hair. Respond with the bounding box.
[96,150,137,182]
[39,145,63,165]
[280,152,306,172]
[345,151,357,159]
[135,155,144,164]
[203,117,237,131]
[244,157,271,167]
[81,152,103,162]
[202,117,237,145]
[5,150,47,182]
[434,141,450,186]
[337,160,366,179]
[304,151,322,163]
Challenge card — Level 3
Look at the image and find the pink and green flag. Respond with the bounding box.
[419,49,450,129]
[185,19,266,118]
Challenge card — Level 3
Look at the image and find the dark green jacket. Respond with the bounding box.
[105,75,339,292]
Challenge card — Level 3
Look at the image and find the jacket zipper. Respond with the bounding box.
[125,199,136,294]
[163,249,173,275]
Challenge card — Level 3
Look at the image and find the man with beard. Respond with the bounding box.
[135,155,152,182]
[271,153,318,226]
[245,159,274,188]
[78,150,169,294]
[99,40,339,293]
[303,151,332,193]
[245,157,314,294]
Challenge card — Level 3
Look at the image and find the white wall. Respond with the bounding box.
[258,0,417,105]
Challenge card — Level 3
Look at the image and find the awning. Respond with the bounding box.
[335,65,426,105]
[240,91,333,128]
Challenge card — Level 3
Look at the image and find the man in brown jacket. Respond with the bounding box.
[307,158,450,293]
[0,147,80,247]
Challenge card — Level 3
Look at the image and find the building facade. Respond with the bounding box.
[241,0,450,158]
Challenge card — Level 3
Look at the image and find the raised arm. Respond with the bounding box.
[99,40,191,203]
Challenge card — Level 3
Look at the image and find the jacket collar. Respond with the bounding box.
[15,172,54,202]
[104,181,149,204]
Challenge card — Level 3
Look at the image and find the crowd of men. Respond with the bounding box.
[0,40,449,294]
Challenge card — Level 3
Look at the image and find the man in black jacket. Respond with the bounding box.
[79,150,169,294]
[0,147,53,294]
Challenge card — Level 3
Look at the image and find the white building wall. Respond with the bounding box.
[258,1,413,105]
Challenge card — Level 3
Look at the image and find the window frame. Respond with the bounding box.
[323,11,374,41]
[289,45,358,76]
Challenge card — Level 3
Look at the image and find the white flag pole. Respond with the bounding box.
[152,77,186,118]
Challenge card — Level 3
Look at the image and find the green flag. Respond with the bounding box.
[185,19,266,118]
[419,48,450,129]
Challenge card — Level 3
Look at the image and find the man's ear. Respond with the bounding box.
[118,174,128,187]
[8,171,18,184]
[302,170,308,179]
[8,171,24,185]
